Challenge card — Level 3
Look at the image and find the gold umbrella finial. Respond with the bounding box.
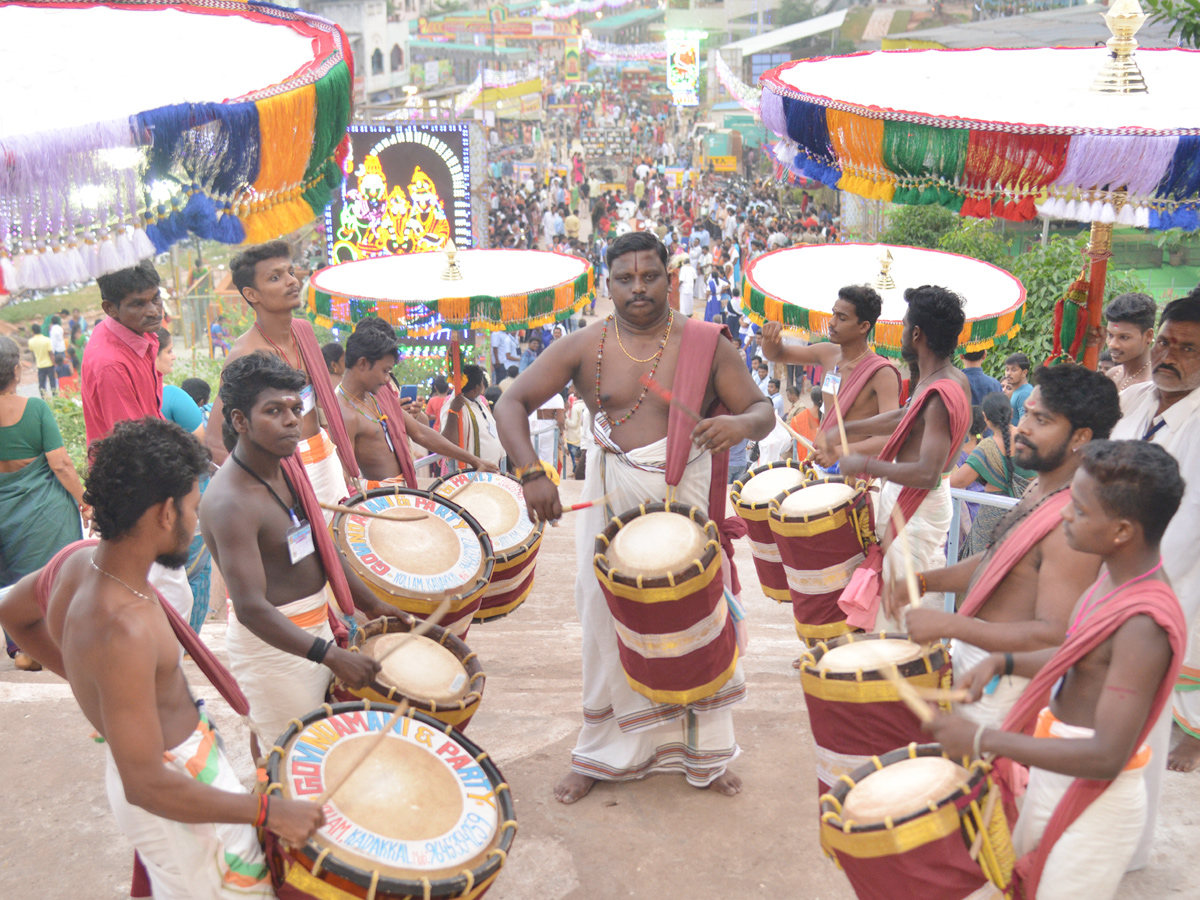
[1092,0,1149,94]
[874,248,896,291]
[441,241,463,281]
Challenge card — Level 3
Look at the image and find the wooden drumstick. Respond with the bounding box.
[911,686,972,704]
[881,666,936,725]
[371,598,453,666]
[320,502,428,522]
[563,492,612,513]
[829,388,851,459]
[316,699,410,806]
[775,413,817,453]
[890,504,922,617]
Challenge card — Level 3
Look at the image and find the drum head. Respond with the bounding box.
[364,633,469,704]
[842,756,968,825]
[739,466,804,505]
[780,481,856,517]
[433,473,536,555]
[609,511,707,578]
[282,709,500,881]
[817,638,923,673]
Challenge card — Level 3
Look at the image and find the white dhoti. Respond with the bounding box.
[298,427,349,526]
[151,562,195,625]
[225,587,335,743]
[1011,708,1147,900]
[874,478,953,630]
[951,638,1029,729]
[106,712,273,899]
[571,434,745,788]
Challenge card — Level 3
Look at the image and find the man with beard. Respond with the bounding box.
[204,242,361,523]
[495,231,774,804]
[0,418,323,899]
[884,365,1120,728]
[1103,292,1157,392]
[760,285,901,461]
[200,353,390,742]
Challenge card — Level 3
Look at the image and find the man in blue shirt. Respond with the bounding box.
[962,349,1002,405]
[1005,351,1033,423]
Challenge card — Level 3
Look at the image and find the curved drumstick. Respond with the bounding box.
[882,665,935,725]
[319,502,428,523]
[829,389,851,459]
[775,413,817,454]
[316,699,410,805]
[638,373,701,421]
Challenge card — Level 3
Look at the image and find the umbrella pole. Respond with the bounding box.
[1082,221,1113,371]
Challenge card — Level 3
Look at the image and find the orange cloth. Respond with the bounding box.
[789,408,820,462]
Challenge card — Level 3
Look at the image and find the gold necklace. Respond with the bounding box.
[837,346,870,370]
[1119,359,1149,390]
[91,560,154,603]
[614,311,673,363]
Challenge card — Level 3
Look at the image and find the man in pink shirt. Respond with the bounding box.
[81,260,165,445]
[81,259,194,621]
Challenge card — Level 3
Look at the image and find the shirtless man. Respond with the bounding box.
[336,326,497,482]
[760,285,901,462]
[204,241,353,515]
[928,440,1186,900]
[884,365,1122,727]
[0,418,322,899]
[495,231,774,803]
[200,353,391,741]
[1102,292,1157,392]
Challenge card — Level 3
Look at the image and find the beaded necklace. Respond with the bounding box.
[337,384,383,424]
[595,311,673,427]
[254,322,301,370]
[985,479,1070,552]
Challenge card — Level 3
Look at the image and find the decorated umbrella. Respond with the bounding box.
[758,0,1200,367]
[0,0,353,295]
[741,243,1026,357]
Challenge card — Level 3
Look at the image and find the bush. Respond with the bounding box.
[47,395,87,473]
[880,205,962,250]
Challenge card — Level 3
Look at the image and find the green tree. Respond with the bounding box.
[936,219,1011,270]
[1142,0,1200,48]
[879,205,961,250]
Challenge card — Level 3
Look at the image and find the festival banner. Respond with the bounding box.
[666,30,703,107]
[564,38,582,82]
[326,125,473,265]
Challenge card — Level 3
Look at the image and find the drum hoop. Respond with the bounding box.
[593,500,721,588]
[818,742,986,834]
[730,459,807,511]
[266,701,517,894]
[799,632,950,682]
[349,616,485,713]
[769,475,867,523]
[428,470,544,563]
[331,486,497,602]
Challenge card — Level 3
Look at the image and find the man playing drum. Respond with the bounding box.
[759,285,901,460]
[201,353,393,742]
[929,441,1186,900]
[336,325,498,485]
[205,241,359,521]
[820,286,972,629]
[495,231,774,804]
[884,366,1121,729]
[0,418,324,900]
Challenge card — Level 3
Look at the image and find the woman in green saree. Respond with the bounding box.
[0,336,87,670]
[950,391,1032,558]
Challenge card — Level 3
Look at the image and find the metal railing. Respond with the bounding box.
[409,421,561,478]
[942,488,1020,612]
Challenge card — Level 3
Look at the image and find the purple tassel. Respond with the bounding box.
[1054,134,1178,196]
[760,88,786,138]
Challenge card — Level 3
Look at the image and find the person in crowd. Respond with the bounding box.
[519,335,543,373]
[321,341,345,390]
[181,378,213,429]
[961,349,1002,406]
[1005,351,1033,424]
[28,323,56,396]
[1103,292,1157,392]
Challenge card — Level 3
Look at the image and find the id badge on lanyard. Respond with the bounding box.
[822,371,842,395]
[287,516,316,565]
[300,384,316,417]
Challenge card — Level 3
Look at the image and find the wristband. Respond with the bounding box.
[306,637,331,664]
[973,724,987,760]
[916,573,927,597]
[1003,651,1015,677]
[254,793,269,828]
[518,467,548,486]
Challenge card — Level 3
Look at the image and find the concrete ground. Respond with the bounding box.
[2,478,1198,898]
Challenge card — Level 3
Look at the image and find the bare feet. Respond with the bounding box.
[705,769,743,796]
[792,657,802,670]
[555,771,596,804]
[13,652,42,672]
[1169,730,1200,772]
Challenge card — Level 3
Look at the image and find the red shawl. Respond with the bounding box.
[997,577,1185,899]
[292,318,360,480]
[372,387,420,488]
[281,453,353,645]
[838,378,972,629]
[957,491,1072,619]
[818,351,900,434]
[665,318,747,595]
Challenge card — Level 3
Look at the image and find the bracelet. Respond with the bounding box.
[306,637,331,664]
[519,467,548,486]
[254,793,269,828]
[973,724,987,760]
[916,573,927,597]
[1003,651,1015,677]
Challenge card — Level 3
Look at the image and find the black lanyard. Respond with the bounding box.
[230,452,302,527]
[1142,418,1167,442]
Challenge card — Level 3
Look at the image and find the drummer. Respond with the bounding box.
[200,353,392,742]
[929,441,1186,900]
[204,241,357,519]
[884,366,1121,728]
[0,418,323,899]
[759,285,901,459]
[495,231,774,803]
[336,324,499,485]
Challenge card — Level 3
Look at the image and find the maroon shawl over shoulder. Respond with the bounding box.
[819,351,900,434]
[373,387,420,488]
[292,318,360,480]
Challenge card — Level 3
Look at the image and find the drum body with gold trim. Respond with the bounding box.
[799,632,950,794]
[430,471,544,622]
[594,502,738,706]
[264,702,517,900]
[730,460,806,603]
[769,475,874,646]
[331,616,485,731]
[819,743,1014,900]
[332,487,494,638]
